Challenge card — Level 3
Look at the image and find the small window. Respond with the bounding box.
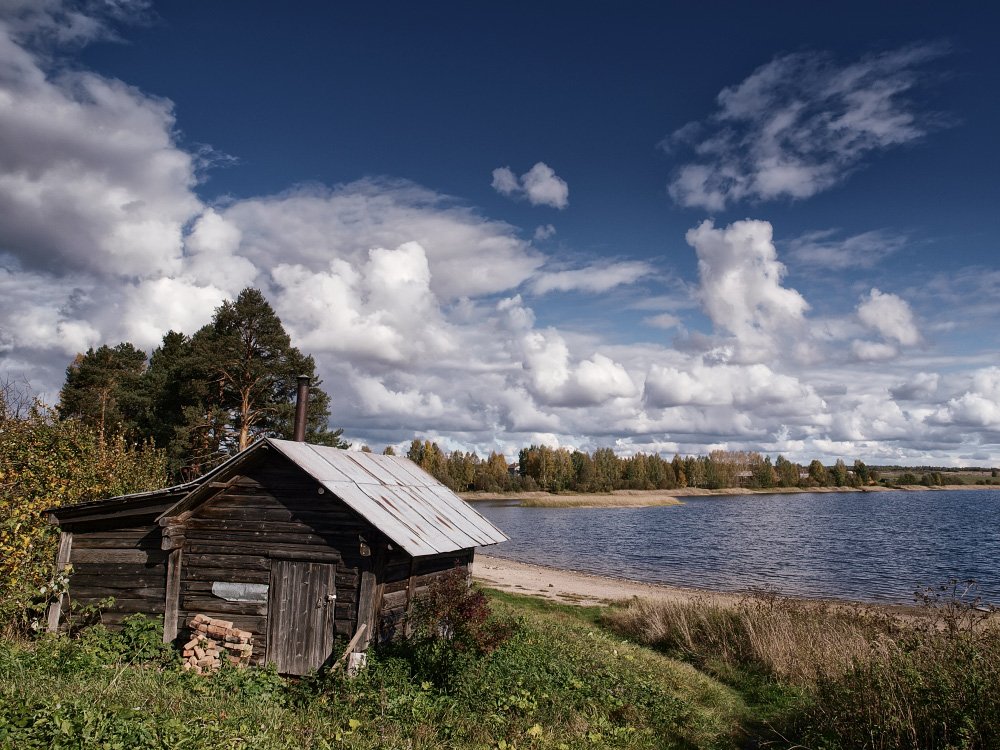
[211,582,269,603]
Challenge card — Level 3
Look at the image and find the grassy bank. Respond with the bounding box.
[2,586,996,749]
[0,592,750,749]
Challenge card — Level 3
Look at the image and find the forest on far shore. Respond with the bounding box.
[402,440,1000,495]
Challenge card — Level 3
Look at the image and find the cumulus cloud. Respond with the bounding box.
[787,229,907,269]
[929,368,1000,431]
[891,372,940,401]
[687,219,809,361]
[521,328,637,407]
[491,162,569,208]
[212,180,543,301]
[856,288,920,346]
[0,31,201,277]
[270,241,456,366]
[665,43,949,210]
[643,362,824,416]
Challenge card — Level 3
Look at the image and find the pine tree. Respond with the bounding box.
[58,343,149,439]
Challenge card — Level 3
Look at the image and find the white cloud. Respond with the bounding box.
[269,241,456,367]
[521,328,636,407]
[890,372,940,401]
[643,313,681,330]
[533,224,556,241]
[491,161,569,208]
[930,368,1000,430]
[0,23,201,278]
[490,166,519,195]
[643,362,824,416]
[530,260,652,295]
[214,179,543,300]
[856,288,920,346]
[787,229,907,269]
[666,44,949,210]
[687,219,809,362]
[850,340,898,361]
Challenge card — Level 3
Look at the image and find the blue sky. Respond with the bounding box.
[1,1,999,465]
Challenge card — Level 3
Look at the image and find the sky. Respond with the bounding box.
[1,0,999,466]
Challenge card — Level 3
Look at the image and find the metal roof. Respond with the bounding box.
[265,439,508,557]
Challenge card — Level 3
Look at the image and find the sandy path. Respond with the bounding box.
[472,553,743,608]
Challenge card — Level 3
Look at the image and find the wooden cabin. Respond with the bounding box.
[46,438,508,674]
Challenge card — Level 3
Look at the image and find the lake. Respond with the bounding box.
[474,489,1000,606]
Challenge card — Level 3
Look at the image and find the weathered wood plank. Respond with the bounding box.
[184,554,271,570]
[72,537,163,550]
[71,574,166,588]
[183,567,270,584]
[71,598,165,614]
[196,506,359,525]
[71,549,162,564]
[382,589,408,609]
[46,531,73,632]
[68,527,158,540]
[185,541,351,557]
[383,570,452,595]
[183,530,350,546]
[180,596,267,617]
[163,549,182,643]
[185,518,365,534]
[70,586,165,600]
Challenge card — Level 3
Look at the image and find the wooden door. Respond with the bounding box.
[266,559,337,675]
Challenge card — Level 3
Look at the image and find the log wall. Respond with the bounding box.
[66,518,167,628]
[176,457,375,663]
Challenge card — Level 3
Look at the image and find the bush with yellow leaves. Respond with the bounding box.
[0,384,166,634]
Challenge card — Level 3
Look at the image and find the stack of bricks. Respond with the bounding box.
[181,614,254,673]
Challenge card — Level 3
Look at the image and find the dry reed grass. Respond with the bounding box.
[603,592,903,685]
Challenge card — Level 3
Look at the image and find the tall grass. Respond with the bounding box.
[603,583,1000,749]
[604,591,900,684]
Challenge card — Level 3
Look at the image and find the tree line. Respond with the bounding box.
[56,288,346,481]
[402,442,883,494]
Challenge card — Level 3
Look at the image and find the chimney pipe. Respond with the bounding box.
[293,375,310,442]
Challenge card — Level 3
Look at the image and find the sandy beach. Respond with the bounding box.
[472,553,745,608]
[462,483,994,508]
[471,554,943,620]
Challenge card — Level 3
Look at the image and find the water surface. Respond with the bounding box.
[475,490,1000,605]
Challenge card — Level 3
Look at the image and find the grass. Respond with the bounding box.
[0,590,751,750]
[602,584,1000,749]
[4,584,996,748]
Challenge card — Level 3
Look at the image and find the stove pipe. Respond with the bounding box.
[293,375,310,442]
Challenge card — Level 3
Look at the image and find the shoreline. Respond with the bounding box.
[471,553,927,617]
[462,483,996,507]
